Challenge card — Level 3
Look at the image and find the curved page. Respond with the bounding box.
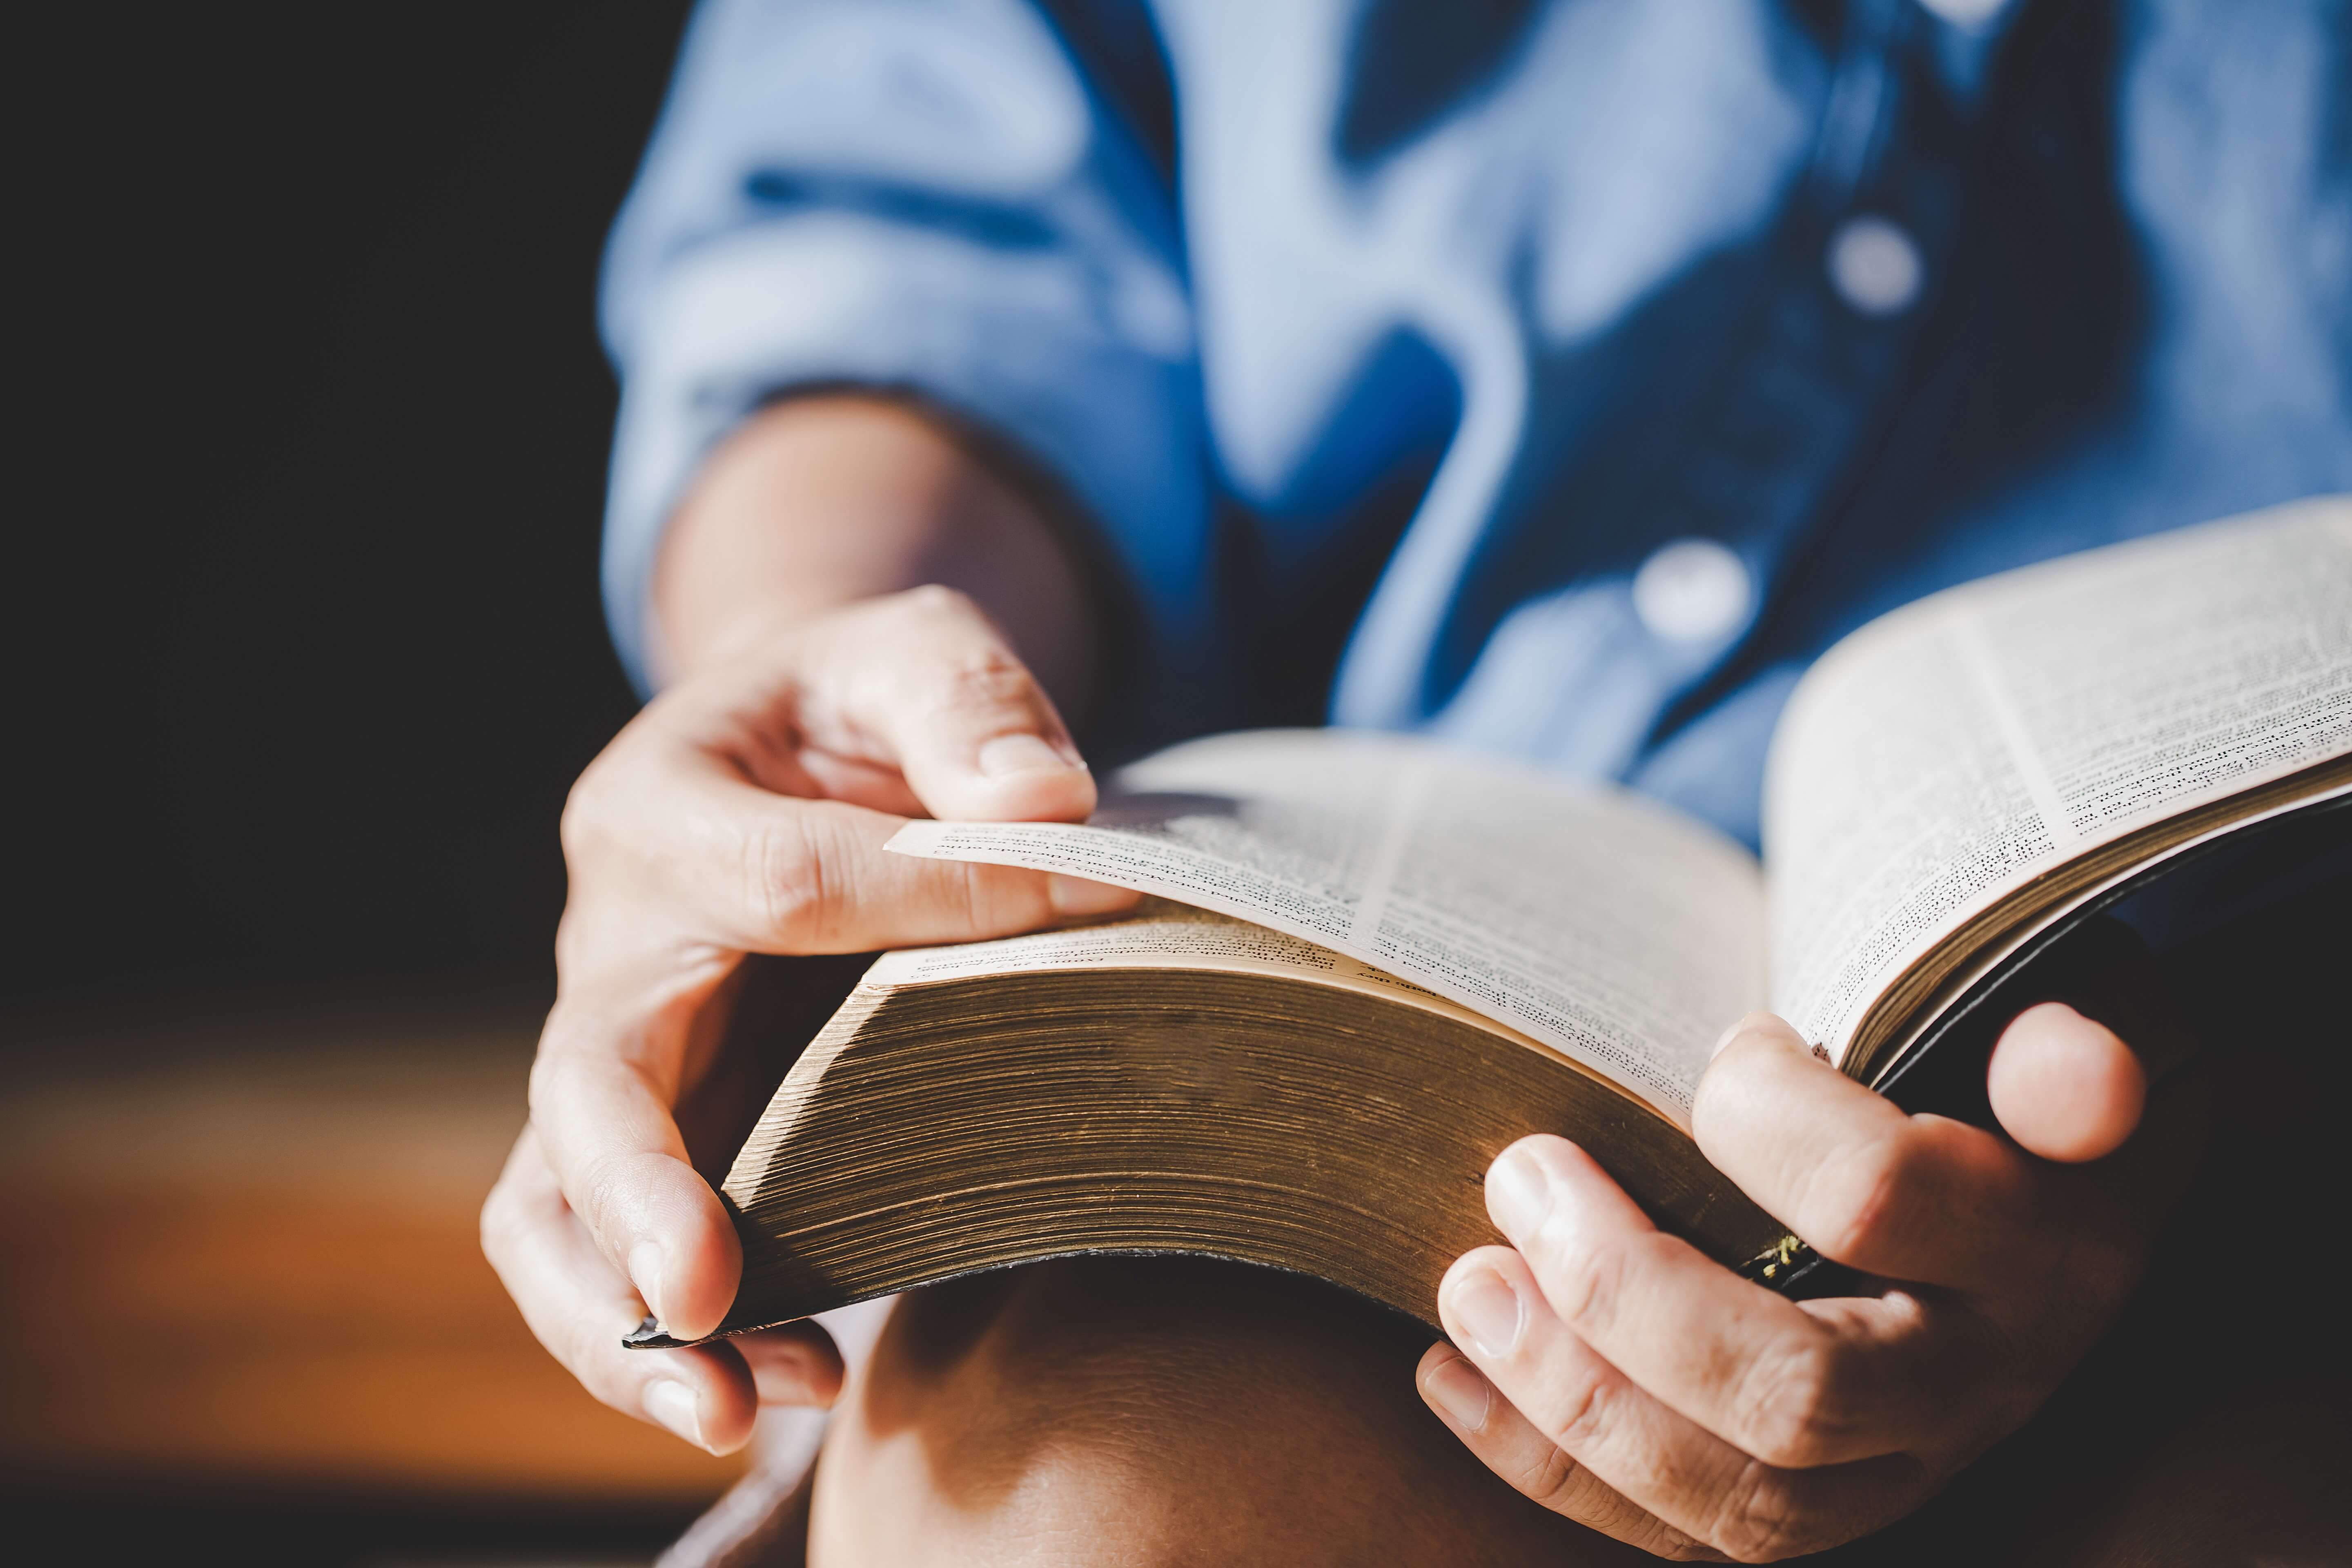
[889,730,1764,1122]
[1766,495,2352,1060]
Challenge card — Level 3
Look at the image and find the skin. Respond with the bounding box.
[481,396,1138,1450]
[803,1258,1609,1567]
[1418,1009,2174,1561]
[479,394,2180,1556]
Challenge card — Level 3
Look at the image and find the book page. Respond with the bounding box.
[871,897,1520,1037]
[889,730,1765,1121]
[1767,495,2352,1058]
[1863,782,2352,1076]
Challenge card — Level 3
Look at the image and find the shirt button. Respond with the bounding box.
[1827,215,1924,317]
[1633,538,1752,643]
[1917,0,2010,24]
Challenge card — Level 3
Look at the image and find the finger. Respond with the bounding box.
[1693,1013,2034,1286]
[562,749,1135,971]
[538,806,1130,1335]
[1437,1246,1919,1561]
[1486,1135,1945,1467]
[682,787,1140,954]
[528,1007,746,1343]
[737,1322,846,1408]
[1987,1002,2146,1162]
[480,1127,758,1453]
[1414,1343,1707,1559]
[792,586,1102,823]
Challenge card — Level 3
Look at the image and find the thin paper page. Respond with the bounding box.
[1767,495,2352,1057]
[889,730,1765,1120]
[871,898,1508,1034]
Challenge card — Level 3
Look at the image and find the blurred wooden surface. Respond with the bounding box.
[0,985,743,1505]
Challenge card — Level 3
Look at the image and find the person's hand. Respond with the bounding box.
[1417,1004,2190,1561]
[480,586,1137,1454]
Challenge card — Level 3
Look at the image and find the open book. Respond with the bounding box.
[635,496,2351,1345]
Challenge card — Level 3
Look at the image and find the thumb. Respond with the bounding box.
[528,1020,745,1343]
[1986,1002,2147,1162]
[801,586,1100,823]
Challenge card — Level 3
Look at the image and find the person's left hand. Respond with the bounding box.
[1415,1004,2196,1562]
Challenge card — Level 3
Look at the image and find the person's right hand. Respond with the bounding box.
[480,586,1137,1454]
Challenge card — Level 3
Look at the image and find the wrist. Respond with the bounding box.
[651,394,1097,710]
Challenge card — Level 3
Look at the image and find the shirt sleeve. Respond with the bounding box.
[598,0,1210,698]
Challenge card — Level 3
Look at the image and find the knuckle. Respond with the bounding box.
[558,763,619,865]
[557,719,681,878]
[933,641,1038,716]
[476,1207,503,1263]
[1513,1444,1585,1510]
[478,1185,521,1264]
[898,583,977,621]
[1707,1464,1813,1563]
[880,584,988,648]
[1508,1442,1731,1562]
[572,1151,637,1249]
[1541,1363,1619,1454]
[551,904,599,980]
[1804,1132,1916,1265]
[1549,1232,1635,1336]
[947,858,1025,935]
[526,1045,579,1121]
[744,815,831,946]
[1735,1339,1846,1468]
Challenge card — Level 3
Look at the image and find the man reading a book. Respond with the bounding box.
[483,2,2350,1560]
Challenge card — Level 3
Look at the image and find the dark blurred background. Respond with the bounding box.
[4,6,751,1561]
[11,0,688,1007]
[7,6,2347,1564]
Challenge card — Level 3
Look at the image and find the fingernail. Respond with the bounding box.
[1048,873,1139,916]
[1488,1144,1552,1240]
[627,1241,667,1326]
[1449,1268,1525,1359]
[1423,1355,1493,1433]
[645,1379,704,1448]
[978,733,1078,777]
[1712,1020,1748,1058]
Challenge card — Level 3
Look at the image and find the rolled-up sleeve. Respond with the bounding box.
[599,0,1209,698]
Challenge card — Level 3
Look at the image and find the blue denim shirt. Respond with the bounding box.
[600,0,2351,849]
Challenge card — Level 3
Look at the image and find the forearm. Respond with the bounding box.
[650,396,1100,711]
